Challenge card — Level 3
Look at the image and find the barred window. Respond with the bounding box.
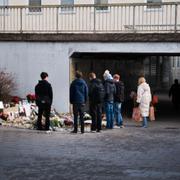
[61,0,74,12]
[95,0,108,11]
[147,0,162,9]
[29,0,41,12]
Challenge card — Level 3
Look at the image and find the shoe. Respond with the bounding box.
[71,130,77,133]
[96,130,101,133]
[91,130,96,133]
[142,126,147,128]
[81,131,84,134]
[120,125,125,128]
[45,130,51,134]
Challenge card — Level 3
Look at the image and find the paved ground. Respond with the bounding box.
[0,92,180,180]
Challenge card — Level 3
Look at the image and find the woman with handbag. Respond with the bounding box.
[136,77,152,128]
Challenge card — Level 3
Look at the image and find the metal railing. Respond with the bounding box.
[0,2,179,33]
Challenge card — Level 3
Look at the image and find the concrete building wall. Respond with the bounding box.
[0,41,180,112]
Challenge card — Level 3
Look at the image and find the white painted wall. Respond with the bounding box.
[0,41,180,112]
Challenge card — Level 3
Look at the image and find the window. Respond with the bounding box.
[147,0,162,9]
[0,0,8,6]
[61,0,74,12]
[95,0,108,11]
[29,0,41,12]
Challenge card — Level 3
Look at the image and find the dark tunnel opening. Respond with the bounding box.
[70,52,180,121]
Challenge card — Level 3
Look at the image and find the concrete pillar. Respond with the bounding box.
[162,56,171,89]
[156,56,162,88]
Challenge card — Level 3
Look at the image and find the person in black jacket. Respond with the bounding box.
[70,71,88,134]
[169,79,180,111]
[35,72,53,131]
[89,72,104,132]
[103,70,116,129]
[113,74,125,128]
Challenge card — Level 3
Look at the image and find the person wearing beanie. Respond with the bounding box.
[103,70,113,81]
[103,70,116,129]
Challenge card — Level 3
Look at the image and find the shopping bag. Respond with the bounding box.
[149,106,155,121]
[152,95,158,105]
[132,107,142,122]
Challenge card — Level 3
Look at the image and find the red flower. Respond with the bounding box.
[11,96,20,104]
[26,94,36,102]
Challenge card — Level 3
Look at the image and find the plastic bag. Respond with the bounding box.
[132,107,142,122]
[149,106,155,121]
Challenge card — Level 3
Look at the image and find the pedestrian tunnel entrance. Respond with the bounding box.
[70,52,180,120]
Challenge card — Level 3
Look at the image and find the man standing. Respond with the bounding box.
[70,71,88,134]
[113,74,125,128]
[35,72,53,131]
[103,70,116,129]
[169,79,180,111]
[89,72,104,132]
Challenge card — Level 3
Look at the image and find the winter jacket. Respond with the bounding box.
[35,80,53,106]
[136,82,152,117]
[89,78,104,104]
[104,79,116,102]
[114,80,124,103]
[70,78,88,104]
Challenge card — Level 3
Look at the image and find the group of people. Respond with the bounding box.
[34,71,152,133]
[70,70,125,134]
[70,70,152,134]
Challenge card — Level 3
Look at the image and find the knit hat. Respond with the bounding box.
[103,70,113,80]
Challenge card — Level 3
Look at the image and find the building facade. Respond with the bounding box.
[0,1,180,112]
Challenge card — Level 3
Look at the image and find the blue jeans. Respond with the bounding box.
[105,102,114,129]
[114,102,123,126]
[142,116,148,127]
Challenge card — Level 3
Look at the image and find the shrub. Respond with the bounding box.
[0,70,17,103]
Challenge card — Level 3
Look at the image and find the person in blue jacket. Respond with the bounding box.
[70,71,88,134]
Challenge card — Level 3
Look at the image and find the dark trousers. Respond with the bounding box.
[73,104,85,133]
[37,105,51,130]
[90,103,102,131]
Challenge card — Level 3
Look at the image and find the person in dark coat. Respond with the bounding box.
[35,72,53,131]
[70,71,88,134]
[89,72,104,132]
[103,70,116,129]
[169,79,180,111]
[113,74,125,128]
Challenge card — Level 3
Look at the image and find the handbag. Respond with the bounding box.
[149,106,155,121]
[132,107,142,122]
[152,95,158,105]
